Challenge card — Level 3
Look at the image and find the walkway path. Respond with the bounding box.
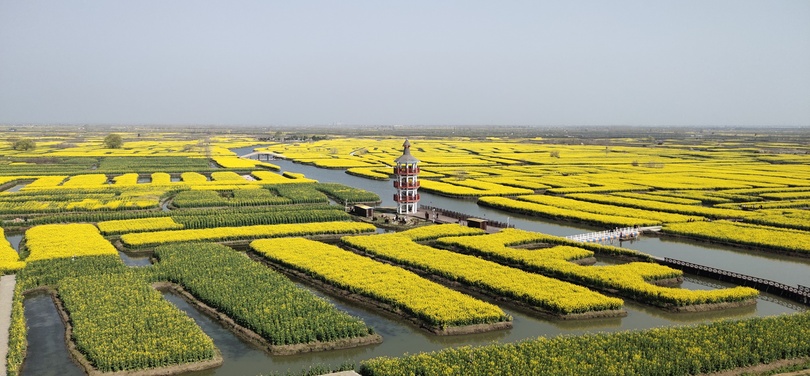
[239,151,282,160]
[565,226,662,243]
[657,257,810,306]
[0,274,17,376]
[407,208,503,233]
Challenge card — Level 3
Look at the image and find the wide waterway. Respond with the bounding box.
[15,148,809,376]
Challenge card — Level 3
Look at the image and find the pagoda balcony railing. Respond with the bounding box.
[393,194,420,203]
[393,181,420,189]
[393,167,420,175]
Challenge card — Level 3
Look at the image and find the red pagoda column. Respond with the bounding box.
[393,139,420,214]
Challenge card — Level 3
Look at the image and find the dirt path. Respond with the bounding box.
[703,358,810,376]
[0,274,17,376]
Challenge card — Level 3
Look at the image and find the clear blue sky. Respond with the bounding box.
[1,1,808,127]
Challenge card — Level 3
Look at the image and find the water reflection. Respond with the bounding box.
[4,233,22,253]
[162,291,271,376]
[118,251,152,267]
[4,184,30,193]
[22,292,84,376]
[621,299,758,323]
[625,236,810,287]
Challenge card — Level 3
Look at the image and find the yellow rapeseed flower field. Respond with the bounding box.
[252,238,511,328]
[97,217,184,235]
[342,227,624,315]
[0,227,25,273]
[25,224,118,261]
[437,229,758,307]
[121,221,376,247]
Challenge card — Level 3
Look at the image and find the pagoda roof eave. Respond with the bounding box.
[394,155,419,164]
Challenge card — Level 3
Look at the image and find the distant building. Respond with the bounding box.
[393,139,420,214]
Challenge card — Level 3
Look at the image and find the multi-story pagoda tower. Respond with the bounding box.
[393,139,420,214]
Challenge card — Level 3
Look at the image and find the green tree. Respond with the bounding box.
[103,134,123,149]
[11,138,36,151]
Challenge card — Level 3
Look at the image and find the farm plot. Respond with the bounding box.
[436,229,759,310]
[515,195,696,223]
[360,311,810,376]
[171,207,350,229]
[419,179,532,198]
[745,209,810,231]
[25,223,118,261]
[0,227,24,273]
[97,217,184,235]
[152,243,379,352]
[567,193,756,219]
[251,238,511,334]
[9,254,220,375]
[0,190,160,214]
[120,221,376,248]
[251,170,315,184]
[171,184,332,207]
[1,202,347,229]
[58,272,219,372]
[314,182,381,204]
[663,220,810,256]
[342,228,625,318]
[172,189,290,207]
[60,174,109,188]
[478,196,649,227]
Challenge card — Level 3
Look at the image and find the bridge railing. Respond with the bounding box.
[565,227,639,242]
[419,205,514,228]
[663,258,810,299]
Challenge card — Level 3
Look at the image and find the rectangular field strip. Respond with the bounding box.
[251,238,510,328]
[25,224,118,261]
[59,272,217,372]
[437,229,759,307]
[342,229,624,315]
[121,221,376,247]
[153,242,375,347]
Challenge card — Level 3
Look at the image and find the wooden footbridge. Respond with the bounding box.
[657,257,810,306]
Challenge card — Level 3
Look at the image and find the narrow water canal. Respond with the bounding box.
[2,182,31,193]
[118,251,152,267]
[21,293,84,376]
[4,233,22,254]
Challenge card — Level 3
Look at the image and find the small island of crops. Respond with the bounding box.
[251,237,513,335]
[1,126,809,376]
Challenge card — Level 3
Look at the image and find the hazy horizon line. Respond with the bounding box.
[2,123,808,129]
